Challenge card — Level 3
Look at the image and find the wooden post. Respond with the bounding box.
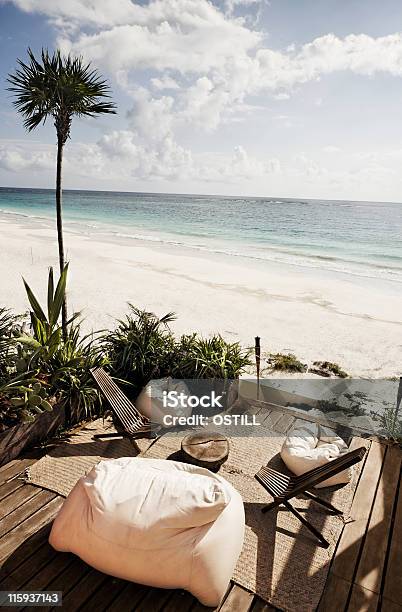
[393,376,402,433]
[255,336,261,400]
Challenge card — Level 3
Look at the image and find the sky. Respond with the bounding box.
[1,0,402,201]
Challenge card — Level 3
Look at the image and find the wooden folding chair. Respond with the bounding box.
[91,367,161,440]
[255,446,366,548]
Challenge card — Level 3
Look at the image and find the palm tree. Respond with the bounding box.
[7,48,116,337]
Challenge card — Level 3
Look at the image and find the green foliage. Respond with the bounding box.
[18,265,79,364]
[173,334,252,380]
[104,305,177,395]
[9,381,52,420]
[0,267,103,429]
[48,325,106,420]
[382,411,402,443]
[0,374,50,428]
[266,352,307,373]
[311,360,348,378]
[104,306,252,397]
[7,48,116,139]
[20,268,104,419]
[0,308,28,381]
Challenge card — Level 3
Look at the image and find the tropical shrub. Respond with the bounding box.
[104,306,252,397]
[310,360,348,378]
[48,324,105,420]
[103,305,177,396]
[0,308,24,380]
[173,334,252,380]
[0,266,104,430]
[266,352,307,373]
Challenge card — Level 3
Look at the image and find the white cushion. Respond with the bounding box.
[136,377,191,426]
[280,420,352,488]
[49,457,245,607]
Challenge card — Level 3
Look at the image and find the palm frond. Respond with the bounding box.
[8,48,116,134]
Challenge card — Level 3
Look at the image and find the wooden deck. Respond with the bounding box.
[0,405,401,612]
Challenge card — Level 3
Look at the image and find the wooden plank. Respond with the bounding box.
[251,597,278,611]
[0,524,51,578]
[354,445,402,594]
[330,441,385,582]
[191,582,233,611]
[0,459,19,474]
[261,411,284,430]
[162,590,195,612]
[78,576,128,612]
[348,584,378,611]
[0,478,24,503]
[107,583,149,611]
[20,555,75,599]
[245,404,268,417]
[135,587,172,611]
[0,541,57,591]
[0,484,42,520]
[318,573,351,612]
[218,585,254,612]
[44,567,106,612]
[0,456,39,486]
[0,496,63,564]
[0,489,56,538]
[272,414,295,434]
[380,598,402,611]
[383,450,402,606]
[244,399,370,439]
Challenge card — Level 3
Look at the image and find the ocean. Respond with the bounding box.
[1,187,402,283]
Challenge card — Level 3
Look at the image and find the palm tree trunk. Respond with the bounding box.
[56,136,67,339]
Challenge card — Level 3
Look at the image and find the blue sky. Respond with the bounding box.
[1,0,402,201]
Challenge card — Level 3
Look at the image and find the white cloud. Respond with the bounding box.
[225,145,280,179]
[4,0,402,199]
[126,88,175,142]
[57,2,261,74]
[323,145,342,153]
[97,129,193,180]
[8,1,402,135]
[4,0,151,28]
[0,143,53,172]
[150,75,180,90]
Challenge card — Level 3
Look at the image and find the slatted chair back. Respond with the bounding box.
[91,367,150,435]
[291,446,366,493]
[256,446,366,502]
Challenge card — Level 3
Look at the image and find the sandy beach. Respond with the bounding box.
[1,212,401,378]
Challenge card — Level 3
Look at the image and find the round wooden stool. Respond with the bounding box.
[181,431,230,471]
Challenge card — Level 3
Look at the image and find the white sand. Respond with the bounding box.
[1,213,401,378]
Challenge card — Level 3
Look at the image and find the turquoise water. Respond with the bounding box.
[1,187,402,282]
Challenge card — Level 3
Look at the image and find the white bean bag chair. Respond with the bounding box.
[49,457,245,607]
[136,377,191,426]
[280,420,352,488]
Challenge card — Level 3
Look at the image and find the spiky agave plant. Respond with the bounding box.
[8,48,116,337]
[19,264,76,366]
[16,266,104,421]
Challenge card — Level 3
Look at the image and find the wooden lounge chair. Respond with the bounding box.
[91,367,161,440]
[255,446,366,548]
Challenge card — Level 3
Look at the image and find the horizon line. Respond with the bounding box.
[0,184,401,206]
